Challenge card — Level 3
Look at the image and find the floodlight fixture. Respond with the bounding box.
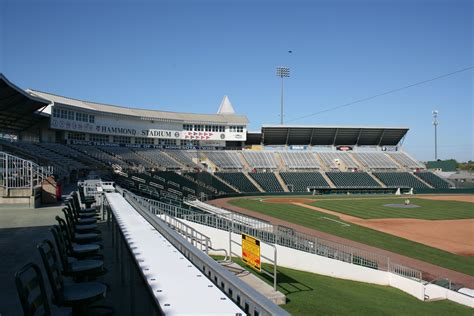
[276,67,290,124]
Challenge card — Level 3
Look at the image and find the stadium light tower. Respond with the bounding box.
[276,67,290,125]
[432,110,439,160]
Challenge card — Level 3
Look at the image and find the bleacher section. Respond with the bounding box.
[3,141,86,177]
[352,153,399,170]
[388,152,425,169]
[166,150,198,168]
[134,148,181,169]
[415,172,451,188]
[373,172,429,188]
[248,172,284,192]
[185,171,237,194]
[280,152,320,169]
[100,146,152,168]
[206,151,242,169]
[326,172,381,188]
[318,152,359,169]
[280,172,330,192]
[242,151,278,169]
[215,172,259,192]
[72,145,128,168]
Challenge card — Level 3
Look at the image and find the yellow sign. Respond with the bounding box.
[242,234,261,272]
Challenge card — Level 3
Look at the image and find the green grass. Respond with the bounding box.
[214,256,472,316]
[229,198,474,276]
[310,197,474,220]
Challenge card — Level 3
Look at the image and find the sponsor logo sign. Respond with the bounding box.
[336,145,353,151]
[242,234,261,272]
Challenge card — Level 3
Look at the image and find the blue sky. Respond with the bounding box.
[1,0,472,161]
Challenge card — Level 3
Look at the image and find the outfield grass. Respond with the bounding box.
[229,198,474,275]
[310,197,474,220]
[215,257,472,316]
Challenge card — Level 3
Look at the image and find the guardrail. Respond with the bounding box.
[117,186,422,281]
[0,151,52,190]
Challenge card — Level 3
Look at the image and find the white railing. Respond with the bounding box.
[0,151,52,190]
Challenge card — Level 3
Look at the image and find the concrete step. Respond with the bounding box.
[219,261,286,305]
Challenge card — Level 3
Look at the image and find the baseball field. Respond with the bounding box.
[210,195,474,278]
[220,257,473,316]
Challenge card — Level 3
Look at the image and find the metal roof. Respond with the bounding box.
[257,125,409,146]
[28,90,249,125]
[0,74,50,133]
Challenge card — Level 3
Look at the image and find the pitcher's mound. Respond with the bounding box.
[384,204,420,208]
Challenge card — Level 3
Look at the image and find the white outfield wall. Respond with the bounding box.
[181,219,474,308]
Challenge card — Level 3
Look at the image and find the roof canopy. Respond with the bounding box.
[0,74,50,133]
[255,125,409,146]
[29,90,248,125]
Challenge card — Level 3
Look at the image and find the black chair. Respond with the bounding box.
[55,217,102,259]
[66,200,97,222]
[71,191,96,213]
[56,216,101,245]
[62,207,99,234]
[50,227,105,279]
[15,263,52,316]
[37,240,109,316]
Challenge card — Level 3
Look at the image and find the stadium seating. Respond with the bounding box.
[387,152,425,169]
[414,171,451,188]
[280,172,330,191]
[133,148,181,169]
[206,151,243,169]
[373,172,429,188]
[352,153,399,170]
[242,151,278,169]
[214,172,259,192]
[166,150,199,168]
[248,172,284,192]
[185,171,237,193]
[326,172,381,188]
[100,146,152,168]
[318,152,359,169]
[71,145,128,168]
[280,152,320,169]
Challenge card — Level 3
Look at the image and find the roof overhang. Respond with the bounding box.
[0,74,51,133]
[259,125,409,146]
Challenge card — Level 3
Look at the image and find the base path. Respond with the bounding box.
[209,197,474,288]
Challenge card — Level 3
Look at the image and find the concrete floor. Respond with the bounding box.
[0,200,157,316]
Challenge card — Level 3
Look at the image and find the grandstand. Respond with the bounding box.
[0,73,458,200]
[326,171,381,188]
[280,151,320,170]
[280,172,330,191]
[373,172,429,189]
[248,172,284,192]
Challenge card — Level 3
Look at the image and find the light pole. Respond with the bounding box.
[432,110,439,160]
[276,67,290,125]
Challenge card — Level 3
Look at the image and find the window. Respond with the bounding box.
[89,134,109,142]
[194,125,203,131]
[219,126,225,132]
[183,124,193,131]
[183,140,199,146]
[158,138,176,146]
[52,108,59,118]
[229,126,244,133]
[68,111,74,120]
[68,132,86,141]
[113,136,131,144]
[89,115,95,123]
[60,109,67,119]
[135,137,154,144]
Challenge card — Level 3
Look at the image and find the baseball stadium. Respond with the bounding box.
[1,72,473,315]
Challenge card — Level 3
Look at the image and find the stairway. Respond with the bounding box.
[320,172,336,188]
[274,172,289,192]
[244,172,264,192]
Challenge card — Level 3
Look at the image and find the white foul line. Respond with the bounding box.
[322,217,351,227]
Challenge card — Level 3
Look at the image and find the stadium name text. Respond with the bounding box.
[97,126,177,138]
